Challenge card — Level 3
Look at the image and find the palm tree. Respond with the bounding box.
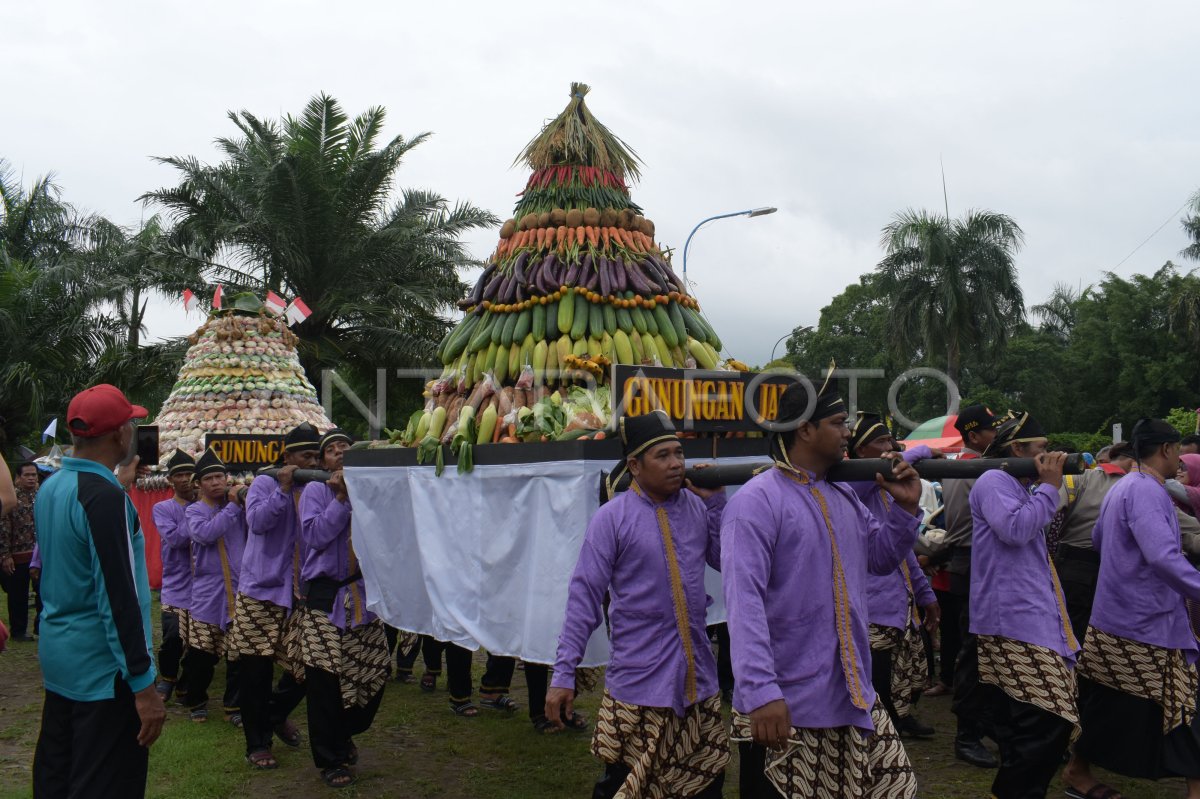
[141,94,499,381]
[876,209,1026,385]
[1183,189,1200,263]
[79,215,203,350]
[1031,282,1085,340]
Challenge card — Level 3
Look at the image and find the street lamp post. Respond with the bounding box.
[681,206,777,277]
[770,325,812,364]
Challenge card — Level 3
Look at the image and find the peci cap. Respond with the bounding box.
[954,405,1001,437]
[67,384,148,438]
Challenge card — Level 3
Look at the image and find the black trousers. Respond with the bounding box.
[182,649,241,712]
[935,588,963,686]
[33,675,148,799]
[871,645,900,723]
[710,623,735,694]
[950,587,991,739]
[157,610,186,683]
[305,665,385,769]
[422,638,475,701]
[239,655,306,754]
[594,761,724,799]
[478,656,554,721]
[4,561,31,638]
[984,685,1073,799]
[738,742,786,799]
[1053,548,1099,644]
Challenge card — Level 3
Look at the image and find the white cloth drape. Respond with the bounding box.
[345,456,759,666]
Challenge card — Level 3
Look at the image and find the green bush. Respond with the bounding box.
[1166,407,1200,438]
[1047,432,1113,454]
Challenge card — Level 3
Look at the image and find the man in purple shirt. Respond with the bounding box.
[182,448,248,724]
[969,410,1077,799]
[545,410,728,799]
[1068,419,1200,798]
[722,376,921,799]
[849,413,941,741]
[297,428,389,790]
[152,449,196,704]
[228,422,321,769]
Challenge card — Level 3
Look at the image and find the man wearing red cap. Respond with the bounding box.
[32,384,165,799]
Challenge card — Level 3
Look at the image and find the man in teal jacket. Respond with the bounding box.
[32,384,166,798]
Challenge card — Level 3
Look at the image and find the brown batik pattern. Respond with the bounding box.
[295,606,390,709]
[225,594,294,669]
[977,634,1079,730]
[186,618,226,658]
[730,701,916,799]
[1077,625,1198,734]
[869,623,927,720]
[590,692,729,799]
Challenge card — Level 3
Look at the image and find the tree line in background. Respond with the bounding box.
[4,92,1200,453]
[784,205,1200,449]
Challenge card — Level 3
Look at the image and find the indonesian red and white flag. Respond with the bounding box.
[182,289,198,313]
[264,290,287,316]
[285,297,312,326]
[212,284,223,310]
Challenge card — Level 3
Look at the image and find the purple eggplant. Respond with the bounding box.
[623,257,655,295]
[494,273,513,302]
[542,253,559,289]
[581,251,594,276]
[652,255,686,292]
[598,257,612,297]
[468,263,496,305]
[564,258,582,287]
[641,258,670,293]
[512,251,530,285]
[584,269,599,291]
[516,284,527,303]
[610,257,628,293]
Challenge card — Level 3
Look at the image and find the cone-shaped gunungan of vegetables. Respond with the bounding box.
[153,311,333,464]
[434,82,727,402]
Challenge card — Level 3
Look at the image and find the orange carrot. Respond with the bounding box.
[593,430,607,440]
[587,226,599,249]
[566,227,575,249]
[576,227,586,248]
[600,227,610,250]
[557,225,568,246]
[492,415,504,443]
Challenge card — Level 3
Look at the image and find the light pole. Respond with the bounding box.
[770,325,812,364]
[681,207,777,277]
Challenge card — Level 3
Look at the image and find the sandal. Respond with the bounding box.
[1065,786,1125,799]
[420,673,438,693]
[189,707,208,723]
[274,719,302,748]
[226,711,243,729]
[561,710,588,731]
[396,672,416,684]
[531,715,561,734]
[449,699,480,717]
[321,766,355,789]
[246,749,278,770]
[479,693,519,712]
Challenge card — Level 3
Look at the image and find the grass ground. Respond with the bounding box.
[0,596,1189,798]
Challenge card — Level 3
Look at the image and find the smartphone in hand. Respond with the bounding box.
[136,425,159,468]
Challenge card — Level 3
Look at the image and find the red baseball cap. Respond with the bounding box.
[67,384,148,437]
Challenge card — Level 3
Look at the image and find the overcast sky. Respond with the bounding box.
[8,1,1199,366]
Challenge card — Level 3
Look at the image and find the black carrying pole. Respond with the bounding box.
[622,453,1091,492]
[260,467,331,484]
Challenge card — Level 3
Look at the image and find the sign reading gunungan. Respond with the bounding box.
[612,365,797,433]
[204,434,285,471]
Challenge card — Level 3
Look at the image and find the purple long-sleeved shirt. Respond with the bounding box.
[853,447,936,630]
[551,485,726,716]
[153,497,193,609]
[241,474,304,609]
[969,470,1078,660]
[299,481,374,630]
[1092,470,1200,659]
[186,499,247,628]
[722,466,920,733]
